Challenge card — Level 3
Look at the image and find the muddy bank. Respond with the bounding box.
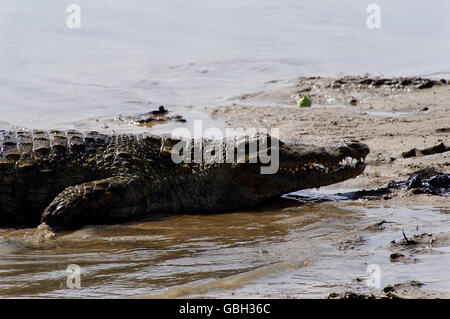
[92,105,186,130]
[328,280,450,299]
[209,76,449,299]
[211,76,449,201]
[0,76,447,299]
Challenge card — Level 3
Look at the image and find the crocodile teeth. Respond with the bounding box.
[280,160,356,173]
[339,157,359,167]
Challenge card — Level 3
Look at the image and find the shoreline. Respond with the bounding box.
[210,76,449,205]
[0,76,448,299]
[207,76,449,298]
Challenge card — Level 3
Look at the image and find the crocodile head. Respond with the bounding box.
[222,134,370,200]
[168,133,370,203]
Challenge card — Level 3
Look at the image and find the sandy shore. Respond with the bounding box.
[210,76,450,207]
[208,76,449,298]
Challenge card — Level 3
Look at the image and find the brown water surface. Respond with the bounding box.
[1,191,449,298]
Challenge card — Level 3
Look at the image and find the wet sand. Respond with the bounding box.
[211,76,450,206]
[0,76,448,299]
[208,76,450,298]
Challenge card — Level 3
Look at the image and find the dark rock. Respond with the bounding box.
[359,78,373,85]
[416,79,435,89]
[327,292,376,299]
[373,78,388,86]
[390,253,405,262]
[150,105,168,115]
[402,142,449,158]
[402,149,418,158]
[388,168,450,196]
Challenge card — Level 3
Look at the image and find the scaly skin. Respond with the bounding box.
[0,129,369,230]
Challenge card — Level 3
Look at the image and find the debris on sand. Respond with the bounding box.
[391,231,436,247]
[381,281,428,299]
[388,168,450,196]
[401,143,449,158]
[389,252,406,262]
[297,94,312,107]
[349,98,358,106]
[113,105,186,128]
[327,292,376,299]
[288,168,449,205]
[149,105,168,115]
[335,188,392,201]
[365,220,395,231]
[436,128,450,133]
[340,168,450,198]
[314,76,441,90]
[327,280,450,299]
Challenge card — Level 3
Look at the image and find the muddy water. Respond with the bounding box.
[0,193,448,298]
[1,0,449,299]
[2,0,450,130]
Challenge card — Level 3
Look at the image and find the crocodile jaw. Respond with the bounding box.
[230,139,370,199]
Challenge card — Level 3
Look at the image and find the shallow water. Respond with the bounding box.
[1,0,449,130]
[0,193,448,298]
[0,0,449,298]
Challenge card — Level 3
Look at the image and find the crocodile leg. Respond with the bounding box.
[41,175,148,230]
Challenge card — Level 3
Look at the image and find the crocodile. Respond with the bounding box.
[0,129,369,230]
